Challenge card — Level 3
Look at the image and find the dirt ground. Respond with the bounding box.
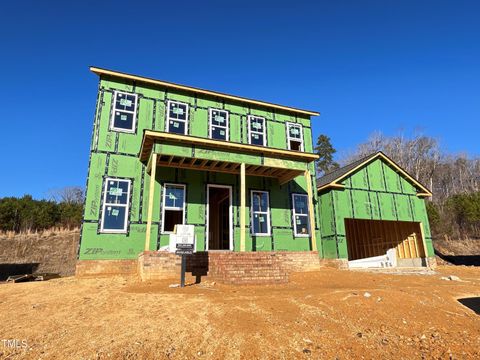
[0,266,479,359]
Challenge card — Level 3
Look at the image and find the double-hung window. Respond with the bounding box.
[250,190,270,236]
[292,194,310,236]
[209,109,229,141]
[110,91,138,133]
[286,122,303,151]
[167,100,188,135]
[162,184,186,233]
[248,115,266,146]
[100,178,131,233]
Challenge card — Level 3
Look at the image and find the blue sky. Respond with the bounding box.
[1,1,478,199]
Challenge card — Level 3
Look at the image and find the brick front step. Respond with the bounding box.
[138,251,321,284]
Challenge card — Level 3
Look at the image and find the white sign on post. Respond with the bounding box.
[169,225,196,253]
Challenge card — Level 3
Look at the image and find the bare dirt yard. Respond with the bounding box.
[0,266,479,359]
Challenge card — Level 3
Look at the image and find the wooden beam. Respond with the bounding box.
[279,170,303,185]
[240,163,246,252]
[219,162,230,170]
[155,159,279,178]
[419,222,428,258]
[304,169,317,251]
[269,168,285,177]
[141,130,319,163]
[145,153,158,251]
[255,167,270,176]
[146,153,153,174]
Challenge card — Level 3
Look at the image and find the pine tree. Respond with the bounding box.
[314,134,339,176]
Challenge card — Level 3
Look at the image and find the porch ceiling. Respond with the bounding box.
[152,153,305,184]
[140,130,318,185]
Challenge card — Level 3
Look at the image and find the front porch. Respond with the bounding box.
[139,130,320,254]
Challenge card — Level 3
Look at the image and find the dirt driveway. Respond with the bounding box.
[0,266,479,359]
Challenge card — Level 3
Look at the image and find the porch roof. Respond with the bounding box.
[140,130,319,185]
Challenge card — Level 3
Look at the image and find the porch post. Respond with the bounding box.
[240,162,246,252]
[304,169,317,251]
[145,153,158,251]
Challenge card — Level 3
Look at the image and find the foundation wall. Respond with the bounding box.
[76,259,137,277]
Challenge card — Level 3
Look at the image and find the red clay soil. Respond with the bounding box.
[0,266,479,359]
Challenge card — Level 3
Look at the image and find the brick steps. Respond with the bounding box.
[138,251,320,284]
[206,253,288,284]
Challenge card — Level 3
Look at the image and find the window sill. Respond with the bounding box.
[110,127,136,134]
[100,230,128,234]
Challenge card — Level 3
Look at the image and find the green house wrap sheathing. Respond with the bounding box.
[79,70,321,260]
[318,156,434,260]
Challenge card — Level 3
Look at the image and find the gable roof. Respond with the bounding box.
[90,66,319,117]
[316,151,432,197]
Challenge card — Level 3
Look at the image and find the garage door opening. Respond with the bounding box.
[345,219,426,266]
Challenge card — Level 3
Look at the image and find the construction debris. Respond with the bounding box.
[440,275,461,281]
[6,273,60,283]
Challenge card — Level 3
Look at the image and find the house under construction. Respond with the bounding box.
[76,67,435,282]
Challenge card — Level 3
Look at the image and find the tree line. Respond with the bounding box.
[0,187,84,233]
[315,132,480,240]
[2,133,478,239]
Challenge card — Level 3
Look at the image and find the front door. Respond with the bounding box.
[207,185,232,250]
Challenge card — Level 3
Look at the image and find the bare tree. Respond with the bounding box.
[341,130,480,203]
[49,187,85,204]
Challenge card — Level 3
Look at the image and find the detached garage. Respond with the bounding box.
[317,152,435,268]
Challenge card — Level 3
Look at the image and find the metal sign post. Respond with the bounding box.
[180,254,186,288]
[176,243,194,288]
[173,225,196,288]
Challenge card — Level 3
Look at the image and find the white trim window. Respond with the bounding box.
[100,178,131,233]
[167,100,189,135]
[247,115,266,146]
[286,122,303,151]
[250,190,271,236]
[162,183,186,233]
[292,194,310,236]
[209,109,229,141]
[110,91,138,133]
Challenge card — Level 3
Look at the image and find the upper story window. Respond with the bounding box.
[167,100,188,135]
[209,109,229,141]
[110,91,138,133]
[100,178,131,233]
[248,115,266,146]
[162,183,186,233]
[292,193,310,237]
[250,190,271,236]
[286,122,303,151]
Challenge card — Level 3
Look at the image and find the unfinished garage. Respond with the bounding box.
[344,219,427,267]
[317,152,435,268]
